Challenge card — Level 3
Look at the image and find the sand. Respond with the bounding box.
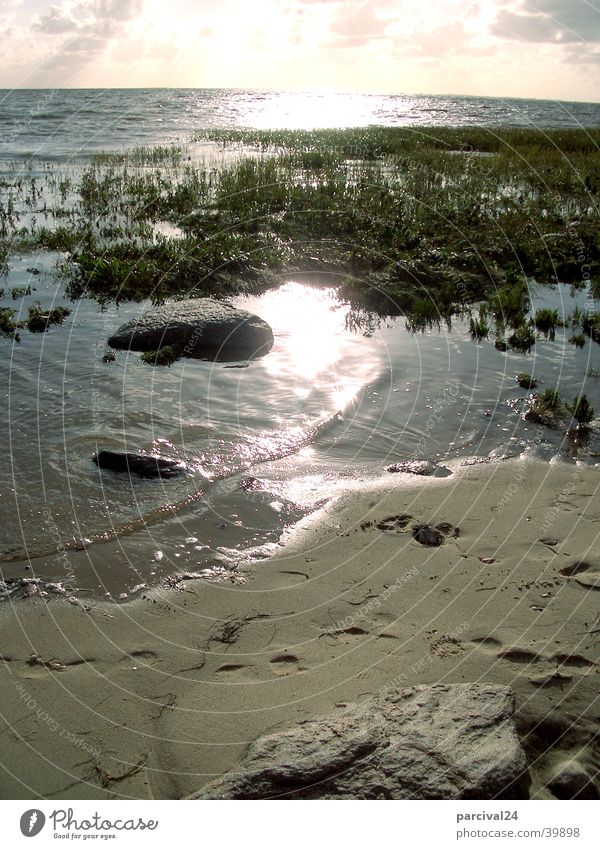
[1,457,599,799]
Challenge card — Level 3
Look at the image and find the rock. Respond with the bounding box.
[197,683,530,799]
[93,450,186,479]
[548,760,599,799]
[412,522,458,546]
[108,298,274,361]
[387,460,435,475]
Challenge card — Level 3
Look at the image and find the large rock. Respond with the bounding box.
[108,299,274,360]
[198,683,530,799]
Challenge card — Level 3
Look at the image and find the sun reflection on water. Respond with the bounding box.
[255,281,377,414]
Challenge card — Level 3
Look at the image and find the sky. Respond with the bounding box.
[0,0,598,101]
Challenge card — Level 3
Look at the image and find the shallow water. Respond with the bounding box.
[2,263,600,597]
[1,88,600,598]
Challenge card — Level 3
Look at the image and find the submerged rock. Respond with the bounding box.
[108,298,274,361]
[93,450,186,479]
[198,682,530,800]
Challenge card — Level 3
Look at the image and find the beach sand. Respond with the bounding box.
[1,457,599,799]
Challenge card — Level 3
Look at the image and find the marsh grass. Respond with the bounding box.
[1,127,598,329]
[567,394,595,426]
[517,373,537,389]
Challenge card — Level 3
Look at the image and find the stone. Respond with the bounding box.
[108,298,273,361]
[548,760,599,799]
[197,683,530,799]
[93,450,186,479]
[387,460,434,475]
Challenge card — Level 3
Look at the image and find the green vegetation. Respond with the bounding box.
[581,312,600,344]
[539,388,562,409]
[11,285,31,299]
[525,387,562,428]
[517,373,537,389]
[531,307,563,339]
[26,304,71,333]
[508,325,536,352]
[569,333,586,348]
[102,350,116,362]
[567,394,595,426]
[1,127,599,332]
[489,277,530,330]
[0,307,19,337]
[139,344,180,367]
[469,305,489,340]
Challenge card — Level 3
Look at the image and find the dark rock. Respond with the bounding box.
[548,760,599,799]
[93,450,186,479]
[197,683,530,799]
[413,524,444,546]
[108,298,274,361]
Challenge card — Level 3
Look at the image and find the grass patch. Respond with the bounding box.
[2,127,598,327]
[0,307,19,337]
[517,372,537,389]
[567,394,595,426]
[525,387,562,427]
[139,344,180,367]
[26,304,71,333]
[508,324,536,352]
[531,307,563,339]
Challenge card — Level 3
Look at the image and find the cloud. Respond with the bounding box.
[29,0,146,78]
[491,0,600,44]
[326,1,392,48]
[34,6,80,34]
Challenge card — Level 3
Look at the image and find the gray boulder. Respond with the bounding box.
[198,683,530,799]
[108,299,274,360]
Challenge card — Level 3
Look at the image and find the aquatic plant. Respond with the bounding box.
[140,345,180,367]
[0,307,19,337]
[567,394,595,426]
[516,373,537,389]
[26,304,71,333]
[489,280,529,330]
[531,307,563,339]
[469,305,489,340]
[2,126,599,329]
[507,325,536,352]
[581,312,600,344]
[524,387,562,428]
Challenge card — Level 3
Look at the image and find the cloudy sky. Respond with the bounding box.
[0,0,599,101]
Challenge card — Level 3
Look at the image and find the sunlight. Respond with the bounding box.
[248,92,376,130]
[257,282,374,412]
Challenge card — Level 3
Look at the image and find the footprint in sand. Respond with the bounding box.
[321,625,370,645]
[213,663,255,681]
[470,636,503,651]
[470,639,598,687]
[560,560,600,590]
[362,514,412,532]
[269,654,304,676]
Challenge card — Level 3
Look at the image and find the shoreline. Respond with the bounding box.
[1,457,600,799]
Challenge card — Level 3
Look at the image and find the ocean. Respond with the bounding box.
[1,88,600,161]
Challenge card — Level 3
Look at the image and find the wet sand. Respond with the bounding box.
[1,458,599,799]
